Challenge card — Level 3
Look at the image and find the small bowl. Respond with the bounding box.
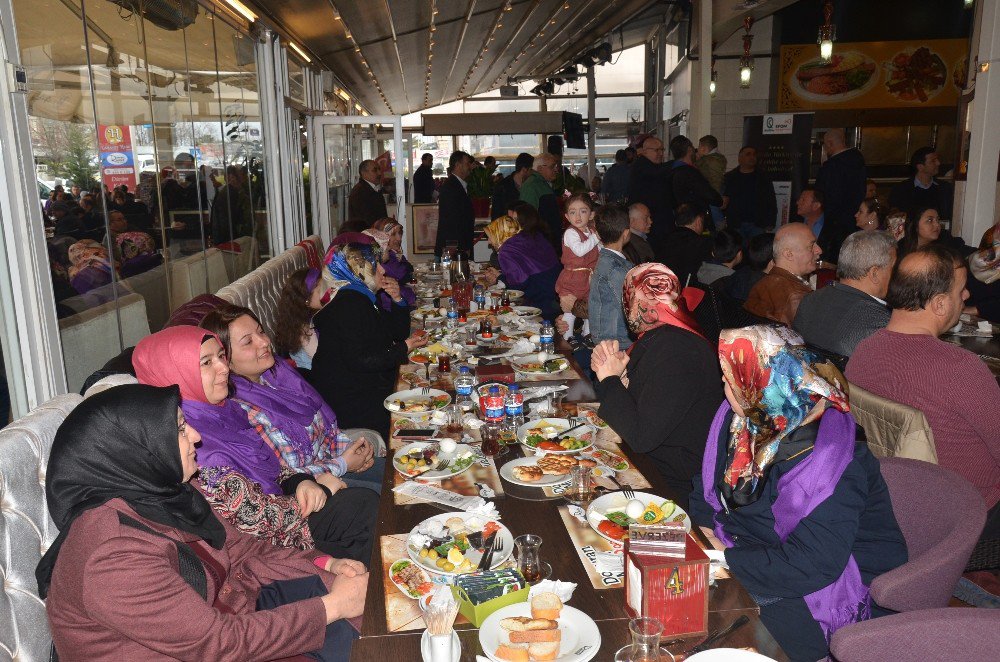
[476,333,497,345]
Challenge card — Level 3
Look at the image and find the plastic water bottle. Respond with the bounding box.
[441,251,453,286]
[504,384,525,429]
[454,366,476,411]
[540,320,555,353]
[446,297,459,330]
[474,284,486,309]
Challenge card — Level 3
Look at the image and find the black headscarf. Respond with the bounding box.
[36,384,226,598]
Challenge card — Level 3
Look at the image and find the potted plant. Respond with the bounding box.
[466,163,496,218]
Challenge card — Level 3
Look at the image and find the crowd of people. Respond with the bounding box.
[33,136,999,662]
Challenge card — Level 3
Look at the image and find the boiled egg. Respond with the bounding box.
[625,499,645,520]
[447,547,465,565]
[439,438,457,454]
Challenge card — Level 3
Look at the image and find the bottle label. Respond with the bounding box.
[483,395,505,421]
[505,404,524,416]
[456,384,473,397]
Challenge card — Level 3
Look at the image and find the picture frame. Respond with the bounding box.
[410,203,439,255]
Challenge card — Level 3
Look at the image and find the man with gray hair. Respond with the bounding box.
[519,152,563,245]
[793,230,896,357]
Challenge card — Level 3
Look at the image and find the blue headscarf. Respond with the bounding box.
[325,242,379,304]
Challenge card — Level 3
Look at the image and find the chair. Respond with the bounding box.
[870,458,987,611]
[848,382,937,463]
[0,394,82,661]
[830,608,1000,662]
[216,241,311,338]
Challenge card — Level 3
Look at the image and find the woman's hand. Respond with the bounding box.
[325,557,367,577]
[560,294,577,313]
[405,330,429,351]
[591,340,629,382]
[315,473,348,495]
[380,275,402,301]
[344,437,374,471]
[295,479,328,516]
[321,571,369,623]
[480,266,500,286]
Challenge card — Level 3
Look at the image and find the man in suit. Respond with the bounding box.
[434,151,475,256]
[413,152,436,204]
[623,203,655,265]
[888,146,954,221]
[793,230,895,357]
[815,128,866,261]
[627,136,672,244]
[347,159,388,229]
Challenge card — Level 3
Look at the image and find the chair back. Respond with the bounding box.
[830,608,1000,661]
[870,457,986,611]
[848,382,937,463]
[0,394,82,661]
[58,293,150,393]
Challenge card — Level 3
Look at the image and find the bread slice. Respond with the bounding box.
[530,592,563,620]
[509,628,562,644]
[499,616,558,632]
[495,643,529,661]
[528,641,560,661]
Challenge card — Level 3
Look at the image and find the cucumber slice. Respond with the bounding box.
[660,500,676,519]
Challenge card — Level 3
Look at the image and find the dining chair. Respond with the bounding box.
[870,458,986,612]
[830,608,1000,661]
[848,382,937,464]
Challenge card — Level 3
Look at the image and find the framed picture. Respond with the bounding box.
[410,203,439,255]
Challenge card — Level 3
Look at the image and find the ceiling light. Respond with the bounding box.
[710,69,717,97]
[224,0,257,23]
[336,87,351,101]
[740,16,754,88]
[289,41,311,63]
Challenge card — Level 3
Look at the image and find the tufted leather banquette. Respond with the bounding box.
[0,394,81,662]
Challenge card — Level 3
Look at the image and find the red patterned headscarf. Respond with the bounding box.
[622,263,706,340]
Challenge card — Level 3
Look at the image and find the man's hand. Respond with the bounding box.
[405,330,429,351]
[321,572,369,622]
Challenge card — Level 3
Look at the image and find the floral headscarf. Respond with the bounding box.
[116,232,156,261]
[484,216,520,249]
[969,247,1000,285]
[67,239,116,280]
[324,241,380,304]
[363,229,391,260]
[717,325,850,505]
[622,263,705,340]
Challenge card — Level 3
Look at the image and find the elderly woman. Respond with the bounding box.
[591,263,723,502]
[481,203,561,320]
[372,217,416,309]
[689,326,907,661]
[67,239,117,295]
[37,384,367,661]
[310,242,427,439]
[202,303,385,493]
[116,230,161,277]
[134,326,377,564]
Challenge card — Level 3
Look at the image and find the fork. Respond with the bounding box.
[623,485,636,500]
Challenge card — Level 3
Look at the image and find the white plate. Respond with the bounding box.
[393,442,476,480]
[420,630,461,662]
[408,344,455,365]
[412,306,444,322]
[586,491,691,544]
[407,512,514,576]
[686,649,777,662]
[387,558,434,599]
[384,388,451,418]
[499,456,573,487]
[511,355,570,376]
[512,305,541,316]
[789,52,879,103]
[517,418,594,455]
[479,603,600,662]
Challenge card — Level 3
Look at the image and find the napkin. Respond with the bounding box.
[595,550,624,574]
[464,499,501,519]
[528,579,577,603]
[430,410,448,426]
[393,482,500,517]
[566,504,587,523]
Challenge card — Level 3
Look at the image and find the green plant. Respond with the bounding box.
[466,165,495,199]
[51,124,99,189]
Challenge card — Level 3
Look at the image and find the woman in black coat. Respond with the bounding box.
[309,242,427,439]
[591,263,723,504]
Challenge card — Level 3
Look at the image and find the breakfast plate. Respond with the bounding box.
[387,559,435,599]
[517,418,594,455]
[511,355,570,375]
[407,512,514,576]
[384,388,451,418]
[479,603,600,662]
[499,456,574,487]
[392,442,476,479]
[586,490,691,544]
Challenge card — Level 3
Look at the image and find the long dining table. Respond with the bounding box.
[350,335,788,661]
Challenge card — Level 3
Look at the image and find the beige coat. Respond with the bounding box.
[848,381,938,464]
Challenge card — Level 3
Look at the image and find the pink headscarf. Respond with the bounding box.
[622,263,706,341]
[133,325,221,404]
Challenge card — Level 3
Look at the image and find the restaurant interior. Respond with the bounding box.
[0,0,997,660]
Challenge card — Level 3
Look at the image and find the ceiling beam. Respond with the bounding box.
[380,0,412,113]
[438,0,479,106]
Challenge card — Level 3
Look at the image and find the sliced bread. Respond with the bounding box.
[530,592,563,620]
[509,628,562,644]
[495,643,529,661]
[528,641,560,661]
[499,616,558,632]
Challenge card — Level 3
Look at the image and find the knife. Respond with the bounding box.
[477,532,498,570]
[556,423,590,441]
[682,615,750,656]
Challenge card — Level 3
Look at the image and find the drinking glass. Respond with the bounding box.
[613,617,673,662]
[567,465,594,503]
[514,534,543,584]
[445,404,464,435]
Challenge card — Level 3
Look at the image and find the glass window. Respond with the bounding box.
[593,45,645,94]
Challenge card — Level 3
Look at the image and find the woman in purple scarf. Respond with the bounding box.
[482,202,561,320]
[370,218,416,311]
[688,325,907,661]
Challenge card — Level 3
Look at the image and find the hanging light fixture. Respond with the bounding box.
[709,55,717,97]
[817,0,836,63]
[739,17,754,89]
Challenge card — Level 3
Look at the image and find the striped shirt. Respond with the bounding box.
[238,400,350,477]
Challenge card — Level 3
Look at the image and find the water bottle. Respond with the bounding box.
[474,284,486,309]
[454,366,476,411]
[446,297,459,330]
[540,320,555,353]
[483,386,506,423]
[441,250,453,287]
[504,384,525,429]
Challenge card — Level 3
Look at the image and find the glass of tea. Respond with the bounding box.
[445,404,464,435]
[514,534,544,584]
[437,353,451,373]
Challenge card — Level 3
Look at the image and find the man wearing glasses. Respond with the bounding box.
[627,136,672,244]
[519,152,563,247]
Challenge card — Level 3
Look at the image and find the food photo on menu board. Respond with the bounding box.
[777,38,968,111]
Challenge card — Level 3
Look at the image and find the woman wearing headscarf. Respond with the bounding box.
[116,230,162,277]
[134,326,377,564]
[38,384,367,661]
[590,262,723,502]
[371,218,416,310]
[202,303,385,493]
[67,238,117,295]
[480,204,561,320]
[689,325,907,661]
[310,242,427,438]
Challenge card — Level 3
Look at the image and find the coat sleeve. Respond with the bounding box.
[724,459,869,599]
[81,536,327,661]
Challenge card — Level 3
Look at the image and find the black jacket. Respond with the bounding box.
[656,226,714,288]
[308,289,411,439]
[793,282,890,358]
[347,180,388,229]
[722,168,777,229]
[491,174,520,220]
[671,162,723,210]
[627,156,673,239]
[434,174,475,256]
[595,324,723,503]
[413,164,435,204]
[815,148,867,257]
[888,178,954,221]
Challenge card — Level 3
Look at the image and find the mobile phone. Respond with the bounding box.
[394,428,437,440]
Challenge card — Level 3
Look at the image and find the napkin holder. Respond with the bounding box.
[623,524,709,639]
[452,583,529,628]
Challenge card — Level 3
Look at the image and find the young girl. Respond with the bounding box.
[554,193,599,341]
[273,267,330,371]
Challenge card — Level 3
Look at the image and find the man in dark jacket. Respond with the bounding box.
[413,153,435,204]
[888,146,954,221]
[722,146,777,238]
[627,136,672,243]
[669,135,723,213]
[434,151,475,256]
[601,149,631,204]
[815,128,866,261]
[491,152,533,219]
[657,203,714,287]
[347,160,388,229]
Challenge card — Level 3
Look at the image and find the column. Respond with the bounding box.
[586,65,596,188]
[688,0,712,140]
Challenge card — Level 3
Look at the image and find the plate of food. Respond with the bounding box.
[517,418,594,454]
[408,343,454,364]
[884,46,947,102]
[479,597,600,662]
[576,407,608,429]
[412,305,445,322]
[499,456,578,487]
[581,448,629,472]
[388,559,435,600]
[511,355,570,375]
[511,305,542,317]
[393,442,476,479]
[586,491,690,544]
[791,51,878,102]
[407,512,513,576]
[384,388,451,418]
